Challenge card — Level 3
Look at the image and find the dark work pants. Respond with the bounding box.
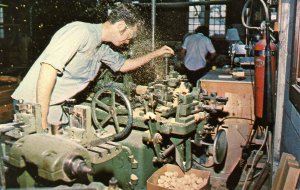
[183,66,208,87]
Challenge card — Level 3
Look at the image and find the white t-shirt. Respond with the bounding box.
[182,33,216,71]
[12,21,125,105]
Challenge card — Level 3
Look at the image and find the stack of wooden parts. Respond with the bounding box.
[272,152,300,190]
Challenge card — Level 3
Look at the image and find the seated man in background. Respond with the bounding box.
[11,3,174,130]
[181,26,216,86]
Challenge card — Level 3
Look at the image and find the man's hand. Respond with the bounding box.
[155,45,174,57]
[119,45,174,72]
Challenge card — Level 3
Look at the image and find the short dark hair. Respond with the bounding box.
[108,4,140,27]
[195,26,209,37]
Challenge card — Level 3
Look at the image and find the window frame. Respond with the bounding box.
[188,2,226,37]
[289,0,300,113]
[188,4,206,33]
[208,4,226,36]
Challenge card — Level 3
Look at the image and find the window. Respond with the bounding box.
[209,4,226,36]
[188,4,205,32]
[188,1,226,37]
[0,7,4,38]
[290,0,300,113]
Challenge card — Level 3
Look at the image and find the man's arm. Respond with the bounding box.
[37,63,58,129]
[209,52,216,60]
[180,48,186,61]
[119,45,174,72]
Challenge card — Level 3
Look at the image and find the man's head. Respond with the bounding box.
[195,26,209,37]
[107,4,140,47]
[108,4,139,27]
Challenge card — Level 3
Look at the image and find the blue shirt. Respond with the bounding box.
[182,33,215,71]
[12,21,125,105]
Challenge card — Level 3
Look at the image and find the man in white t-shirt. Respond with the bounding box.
[12,4,174,130]
[181,26,216,86]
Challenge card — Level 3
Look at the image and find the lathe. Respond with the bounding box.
[0,64,263,189]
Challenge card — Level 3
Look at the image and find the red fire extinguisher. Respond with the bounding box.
[254,34,277,119]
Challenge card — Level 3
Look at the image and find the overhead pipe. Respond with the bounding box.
[29,5,33,37]
[133,0,231,8]
[151,0,156,52]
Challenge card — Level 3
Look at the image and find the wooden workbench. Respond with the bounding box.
[200,69,255,120]
[0,76,18,123]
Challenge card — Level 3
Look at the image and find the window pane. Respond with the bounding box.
[221,11,226,17]
[199,11,205,18]
[189,25,194,32]
[0,8,3,23]
[0,7,3,38]
[199,18,205,26]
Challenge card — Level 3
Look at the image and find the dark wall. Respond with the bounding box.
[137,1,188,42]
[1,0,107,71]
[227,0,244,26]
[156,5,188,42]
[24,0,107,60]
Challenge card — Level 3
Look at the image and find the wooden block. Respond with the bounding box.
[218,75,232,79]
[232,71,245,77]
[0,76,18,82]
[283,161,300,190]
[272,152,297,190]
[274,22,279,32]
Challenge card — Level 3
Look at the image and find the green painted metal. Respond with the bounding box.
[93,129,158,190]
[17,170,35,188]
[0,65,229,189]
